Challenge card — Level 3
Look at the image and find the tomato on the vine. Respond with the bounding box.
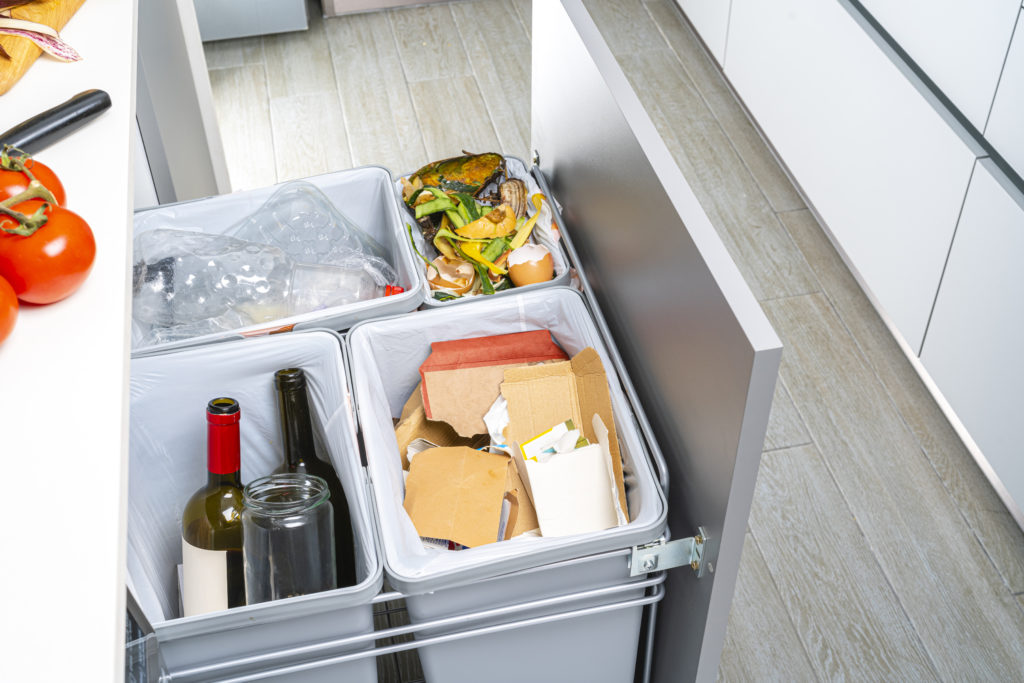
[0,200,95,304]
[0,157,66,206]
[0,275,16,345]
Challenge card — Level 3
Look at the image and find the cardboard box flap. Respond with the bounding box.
[420,331,568,438]
[501,348,629,523]
[403,447,509,548]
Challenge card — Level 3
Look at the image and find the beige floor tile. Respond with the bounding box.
[643,0,805,213]
[582,0,665,57]
[263,10,337,99]
[208,65,277,192]
[781,208,1024,593]
[763,375,811,452]
[616,48,819,301]
[388,3,473,83]
[750,444,937,680]
[408,75,501,162]
[325,11,427,173]
[718,532,817,682]
[763,293,1024,679]
[510,0,532,37]
[450,0,531,160]
[269,93,352,182]
[203,36,264,70]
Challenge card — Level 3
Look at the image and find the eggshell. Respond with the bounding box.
[507,244,554,287]
[428,255,475,294]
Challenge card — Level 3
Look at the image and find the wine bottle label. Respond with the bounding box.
[181,537,229,617]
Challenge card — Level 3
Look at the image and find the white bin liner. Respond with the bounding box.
[349,287,667,591]
[400,157,572,307]
[132,166,422,353]
[128,331,378,625]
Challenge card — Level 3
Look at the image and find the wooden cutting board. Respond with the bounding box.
[0,0,87,95]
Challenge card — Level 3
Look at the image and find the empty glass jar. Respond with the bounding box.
[242,473,337,604]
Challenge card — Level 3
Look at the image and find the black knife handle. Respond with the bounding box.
[0,89,112,155]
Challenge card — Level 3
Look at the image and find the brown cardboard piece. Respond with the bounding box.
[403,447,511,548]
[394,382,480,469]
[504,458,540,537]
[501,348,630,523]
[419,331,568,438]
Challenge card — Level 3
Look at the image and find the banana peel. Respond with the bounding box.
[455,204,517,239]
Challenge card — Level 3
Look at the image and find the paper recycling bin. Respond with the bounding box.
[131,165,423,354]
[127,330,382,682]
[399,157,574,309]
[349,287,669,683]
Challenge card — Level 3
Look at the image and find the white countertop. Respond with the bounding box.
[0,1,134,680]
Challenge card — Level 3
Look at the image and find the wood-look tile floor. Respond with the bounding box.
[204,1,1024,679]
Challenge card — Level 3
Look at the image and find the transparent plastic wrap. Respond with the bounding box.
[225,181,398,287]
[132,229,381,346]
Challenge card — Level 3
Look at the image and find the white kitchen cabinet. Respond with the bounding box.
[724,0,977,352]
[857,0,1020,131]
[920,159,1024,521]
[986,9,1024,179]
[672,0,731,64]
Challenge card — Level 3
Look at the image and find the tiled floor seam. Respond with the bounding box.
[796,422,945,681]
[798,264,1019,595]
[745,526,824,683]
[640,3,798,220]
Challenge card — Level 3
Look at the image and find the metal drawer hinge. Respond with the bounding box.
[630,527,709,578]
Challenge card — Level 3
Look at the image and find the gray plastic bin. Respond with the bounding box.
[398,157,573,307]
[132,166,423,354]
[348,287,668,682]
[127,330,382,682]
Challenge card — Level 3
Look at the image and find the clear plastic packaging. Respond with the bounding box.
[225,180,398,287]
[132,229,381,345]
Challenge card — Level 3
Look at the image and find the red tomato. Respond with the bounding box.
[0,200,96,304]
[0,275,16,344]
[0,157,66,206]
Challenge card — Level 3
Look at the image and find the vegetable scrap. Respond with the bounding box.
[402,153,557,300]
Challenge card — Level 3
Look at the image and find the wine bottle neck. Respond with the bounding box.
[207,419,241,475]
[207,470,242,487]
[279,385,317,468]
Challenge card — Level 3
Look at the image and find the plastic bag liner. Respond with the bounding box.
[127,330,381,629]
[132,166,421,353]
[349,287,667,593]
[399,157,572,307]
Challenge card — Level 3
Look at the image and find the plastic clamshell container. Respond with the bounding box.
[348,287,668,681]
[127,330,383,682]
[398,157,572,307]
[131,166,423,354]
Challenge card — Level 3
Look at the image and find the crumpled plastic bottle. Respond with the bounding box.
[132,228,380,345]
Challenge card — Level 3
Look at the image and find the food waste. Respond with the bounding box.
[403,153,556,301]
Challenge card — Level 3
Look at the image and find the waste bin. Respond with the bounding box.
[348,287,668,682]
[131,165,422,354]
[127,330,382,681]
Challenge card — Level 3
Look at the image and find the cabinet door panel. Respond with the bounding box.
[858,0,1020,130]
[986,10,1024,179]
[673,0,730,64]
[725,0,976,352]
[920,159,1024,519]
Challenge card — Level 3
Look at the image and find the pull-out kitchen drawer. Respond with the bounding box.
[11,1,780,681]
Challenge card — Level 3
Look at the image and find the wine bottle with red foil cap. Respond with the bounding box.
[181,397,246,617]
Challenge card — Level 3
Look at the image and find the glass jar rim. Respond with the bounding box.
[243,473,330,515]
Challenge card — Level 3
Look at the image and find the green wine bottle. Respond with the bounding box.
[181,397,246,616]
[273,368,357,588]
